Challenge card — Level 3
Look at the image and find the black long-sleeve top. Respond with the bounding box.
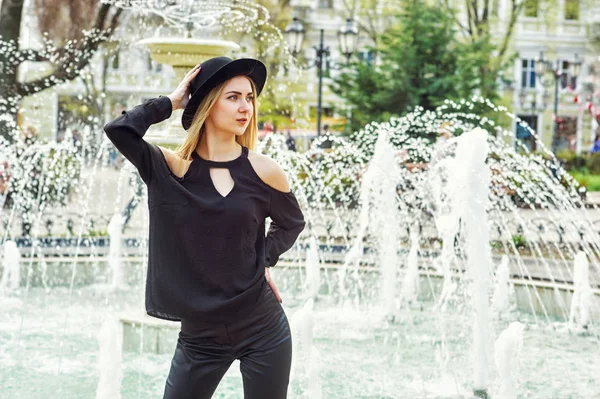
[104,96,306,322]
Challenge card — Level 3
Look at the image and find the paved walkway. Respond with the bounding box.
[586,192,600,206]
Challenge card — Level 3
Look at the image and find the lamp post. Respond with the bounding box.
[533,52,582,153]
[517,89,550,151]
[518,88,550,117]
[284,17,359,137]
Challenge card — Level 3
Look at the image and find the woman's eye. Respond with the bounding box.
[228,95,253,101]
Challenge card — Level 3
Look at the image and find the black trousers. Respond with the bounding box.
[163,281,292,399]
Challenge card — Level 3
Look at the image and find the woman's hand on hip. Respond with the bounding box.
[167,64,201,111]
[265,266,282,303]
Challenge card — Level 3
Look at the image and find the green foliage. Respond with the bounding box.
[570,172,600,192]
[331,0,497,134]
[84,229,108,237]
[512,234,528,249]
[523,0,540,17]
[222,0,302,132]
[5,131,82,236]
[554,150,600,191]
[587,152,600,174]
[555,149,587,172]
[564,0,580,20]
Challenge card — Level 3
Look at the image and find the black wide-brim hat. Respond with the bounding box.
[181,57,267,130]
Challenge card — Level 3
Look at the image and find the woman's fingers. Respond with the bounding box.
[265,267,282,303]
[184,64,200,79]
[269,279,282,303]
[184,65,201,81]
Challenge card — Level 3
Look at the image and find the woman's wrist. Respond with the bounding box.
[166,94,179,111]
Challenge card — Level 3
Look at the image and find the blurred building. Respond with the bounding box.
[15,0,600,154]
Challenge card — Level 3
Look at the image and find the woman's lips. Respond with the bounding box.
[237,119,248,125]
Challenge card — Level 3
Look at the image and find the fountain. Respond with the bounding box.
[570,251,593,330]
[289,298,321,399]
[491,255,513,317]
[399,225,420,308]
[95,316,123,399]
[107,213,126,290]
[494,322,525,399]
[1,1,600,397]
[455,127,493,398]
[303,236,321,299]
[0,240,21,292]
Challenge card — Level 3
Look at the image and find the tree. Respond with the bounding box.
[0,0,123,141]
[338,0,401,56]
[221,0,309,133]
[331,0,492,133]
[440,0,524,100]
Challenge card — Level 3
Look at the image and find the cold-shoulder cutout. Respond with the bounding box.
[157,145,192,179]
[247,150,291,193]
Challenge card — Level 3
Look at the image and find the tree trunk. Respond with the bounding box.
[0,0,25,141]
[0,1,120,143]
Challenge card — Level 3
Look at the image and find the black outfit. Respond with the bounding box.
[104,96,306,398]
[285,136,296,152]
[164,283,292,399]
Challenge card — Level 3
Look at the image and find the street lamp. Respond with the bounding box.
[517,89,550,151]
[533,51,582,153]
[284,17,359,137]
[518,88,550,116]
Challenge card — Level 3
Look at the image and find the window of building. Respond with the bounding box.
[318,0,333,8]
[564,0,579,20]
[359,50,375,65]
[110,52,120,70]
[560,60,577,89]
[516,116,537,152]
[490,0,499,16]
[521,59,537,89]
[524,0,539,17]
[554,116,577,151]
[309,106,334,119]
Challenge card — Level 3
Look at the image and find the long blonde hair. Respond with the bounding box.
[175,76,259,161]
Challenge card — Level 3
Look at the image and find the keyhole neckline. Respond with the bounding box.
[192,145,247,168]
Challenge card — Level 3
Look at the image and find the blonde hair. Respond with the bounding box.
[175,76,259,162]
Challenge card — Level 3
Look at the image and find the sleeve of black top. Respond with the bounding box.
[265,189,306,267]
[103,96,172,184]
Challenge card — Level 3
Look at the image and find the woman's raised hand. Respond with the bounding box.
[167,64,202,111]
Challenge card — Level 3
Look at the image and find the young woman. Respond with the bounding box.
[104,56,306,399]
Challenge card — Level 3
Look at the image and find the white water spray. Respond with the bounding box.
[107,214,126,289]
[569,251,593,329]
[95,316,123,399]
[400,225,420,307]
[0,240,21,291]
[491,255,513,317]
[494,322,525,399]
[304,236,321,299]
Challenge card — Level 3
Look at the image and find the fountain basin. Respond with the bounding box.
[120,312,179,354]
[2,256,599,322]
[1,284,598,398]
[136,37,240,70]
[114,264,600,357]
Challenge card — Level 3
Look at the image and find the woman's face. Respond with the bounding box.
[206,76,254,137]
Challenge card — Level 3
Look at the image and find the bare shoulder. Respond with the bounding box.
[157,145,188,177]
[247,150,290,193]
[157,145,177,167]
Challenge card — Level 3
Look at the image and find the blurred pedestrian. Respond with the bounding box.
[285,130,296,152]
[589,134,600,154]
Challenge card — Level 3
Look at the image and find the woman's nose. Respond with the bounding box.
[239,103,250,112]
